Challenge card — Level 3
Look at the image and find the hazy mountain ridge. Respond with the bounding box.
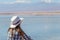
[0,3,60,12]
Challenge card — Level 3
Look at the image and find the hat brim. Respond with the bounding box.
[10,21,20,28]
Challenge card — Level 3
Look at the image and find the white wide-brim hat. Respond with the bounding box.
[10,16,24,28]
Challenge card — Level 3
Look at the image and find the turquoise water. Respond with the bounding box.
[0,15,60,40]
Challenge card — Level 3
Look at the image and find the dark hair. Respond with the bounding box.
[8,24,26,39]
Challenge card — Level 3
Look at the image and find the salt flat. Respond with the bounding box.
[0,12,60,16]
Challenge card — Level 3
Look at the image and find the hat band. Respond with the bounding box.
[13,20,20,25]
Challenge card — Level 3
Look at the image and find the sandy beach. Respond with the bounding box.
[0,12,60,16]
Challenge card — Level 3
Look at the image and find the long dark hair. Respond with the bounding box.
[8,24,26,39]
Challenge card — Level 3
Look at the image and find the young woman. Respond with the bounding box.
[7,16,32,40]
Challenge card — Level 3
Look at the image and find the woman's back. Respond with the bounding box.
[8,28,24,40]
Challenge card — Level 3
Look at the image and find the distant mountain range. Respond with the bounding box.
[0,3,60,12]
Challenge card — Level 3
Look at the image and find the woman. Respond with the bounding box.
[7,16,32,40]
